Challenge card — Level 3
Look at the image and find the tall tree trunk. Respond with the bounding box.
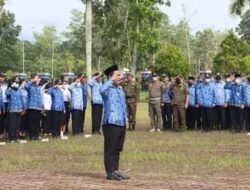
[131,0,139,74]
[85,0,92,79]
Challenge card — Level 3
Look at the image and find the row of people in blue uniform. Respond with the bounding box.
[0,73,90,142]
[161,73,250,131]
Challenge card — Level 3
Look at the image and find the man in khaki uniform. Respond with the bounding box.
[148,74,163,132]
[171,77,188,131]
[123,73,139,130]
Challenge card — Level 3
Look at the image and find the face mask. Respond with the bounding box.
[235,78,241,84]
[11,82,19,89]
[205,79,211,83]
[76,82,81,87]
[226,78,230,82]
[152,77,157,82]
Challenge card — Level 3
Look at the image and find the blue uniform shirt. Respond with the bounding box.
[0,88,4,110]
[213,81,226,106]
[230,82,244,106]
[161,83,172,103]
[188,84,196,107]
[6,88,25,113]
[81,83,88,108]
[19,83,28,109]
[224,81,233,104]
[89,77,103,105]
[69,82,84,110]
[48,87,65,112]
[243,82,250,107]
[100,79,128,127]
[195,80,203,106]
[198,82,215,107]
[25,81,44,110]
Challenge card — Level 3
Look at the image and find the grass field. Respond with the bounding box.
[1,103,250,180]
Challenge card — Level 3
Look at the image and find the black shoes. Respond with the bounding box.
[114,171,130,180]
[106,171,130,181]
[106,172,122,181]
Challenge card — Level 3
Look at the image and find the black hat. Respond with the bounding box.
[94,72,103,77]
[0,72,6,78]
[224,73,230,78]
[77,73,83,78]
[9,76,19,83]
[234,73,241,78]
[54,79,63,85]
[188,76,195,80]
[215,74,222,81]
[104,65,118,77]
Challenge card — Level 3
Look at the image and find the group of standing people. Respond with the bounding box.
[0,71,107,142]
[147,72,250,132]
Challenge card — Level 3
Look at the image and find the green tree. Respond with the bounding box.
[213,32,250,74]
[154,44,189,77]
[0,0,21,71]
[237,9,250,43]
[230,0,250,15]
[193,29,217,71]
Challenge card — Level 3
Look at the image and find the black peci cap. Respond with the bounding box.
[188,76,195,80]
[234,73,241,78]
[104,65,118,77]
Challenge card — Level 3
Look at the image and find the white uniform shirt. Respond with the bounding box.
[43,91,52,110]
[63,84,71,102]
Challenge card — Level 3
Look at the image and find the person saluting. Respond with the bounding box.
[100,65,130,181]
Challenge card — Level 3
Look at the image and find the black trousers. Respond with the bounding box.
[20,112,28,134]
[201,107,215,131]
[92,104,103,133]
[7,112,22,141]
[63,101,71,133]
[52,111,64,137]
[0,110,3,134]
[27,109,41,140]
[225,106,231,130]
[245,107,250,131]
[214,106,226,130]
[196,107,202,130]
[161,103,172,130]
[230,106,244,131]
[103,124,126,174]
[186,106,196,130]
[0,103,8,134]
[81,107,86,133]
[72,109,83,135]
[41,110,52,134]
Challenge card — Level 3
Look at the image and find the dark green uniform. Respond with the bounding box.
[123,81,139,130]
[172,84,188,131]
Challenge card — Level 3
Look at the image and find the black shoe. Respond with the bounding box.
[106,172,122,181]
[114,171,130,180]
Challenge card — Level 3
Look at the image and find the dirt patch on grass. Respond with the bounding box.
[1,171,250,190]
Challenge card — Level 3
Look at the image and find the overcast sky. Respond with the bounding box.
[5,0,240,40]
